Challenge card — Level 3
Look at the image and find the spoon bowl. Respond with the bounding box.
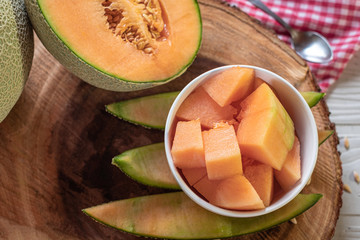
[248,0,333,63]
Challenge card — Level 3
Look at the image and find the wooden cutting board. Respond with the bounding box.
[0,0,342,239]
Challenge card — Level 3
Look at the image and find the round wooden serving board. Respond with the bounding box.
[0,1,342,239]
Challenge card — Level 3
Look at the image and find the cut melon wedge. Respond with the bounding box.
[244,162,274,207]
[202,67,254,107]
[105,90,322,130]
[212,175,265,210]
[300,92,325,108]
[176,87,237,129]
[274,137,301,191]
[112,143,180,189]
[106,91,179,129]
[83,192,322,239]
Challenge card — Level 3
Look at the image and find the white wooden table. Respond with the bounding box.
[328,50,360,239]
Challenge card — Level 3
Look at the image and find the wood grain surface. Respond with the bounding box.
[0,0,341,239]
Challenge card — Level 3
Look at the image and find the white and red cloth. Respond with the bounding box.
[224,0,360,91]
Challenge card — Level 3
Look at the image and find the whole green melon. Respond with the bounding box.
[0,0,34,123]
[24,0,202,92]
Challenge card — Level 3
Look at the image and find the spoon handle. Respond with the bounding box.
[247,0,294,35]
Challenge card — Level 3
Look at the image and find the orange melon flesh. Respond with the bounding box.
[212,175,265,210]
[176,87,237,129]
[238,110,290,170]
[274,137,301,191]
[253,77,265,90]
[182,167,207,186]
[38,0,201,82]
[202,123,243,180]
[171,120,205,169]
[202,67,255,107]
[237,83,294,170]
[244,162,274,207]
[193,175,220,202]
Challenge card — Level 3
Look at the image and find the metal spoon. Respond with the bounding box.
[248,0,333,63]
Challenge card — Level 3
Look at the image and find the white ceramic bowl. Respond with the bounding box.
[164,65,318,217]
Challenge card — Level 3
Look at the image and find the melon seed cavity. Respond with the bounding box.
[102,0,166,54]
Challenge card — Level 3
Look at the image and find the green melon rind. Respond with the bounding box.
[106,90,320,129]
[112,143,180,190]
[0,0,34,122]
[83,192,322,239]
[300,91,325,108]
[106,91,180,130]
[24,0,202,92]
[318,129,334,146]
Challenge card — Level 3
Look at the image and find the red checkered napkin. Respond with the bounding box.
[225,0,360,91]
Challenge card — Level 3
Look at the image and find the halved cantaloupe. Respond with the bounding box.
[212,175,265,210]
[171,119,205,169]
[202,67,254,107]
[202,123,242,180]
[274,137,301,191]
[25,0,202,91]
[176,87,237,129]
[237,83,294,170]
[1,0,34,123]
[243,161,274,207]
[182,167,207,186]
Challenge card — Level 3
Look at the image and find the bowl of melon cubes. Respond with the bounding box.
[164,65,318,217]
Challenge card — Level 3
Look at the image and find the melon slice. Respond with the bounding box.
[237,83,294,170]
[176,87,237,129]
[171,119,205,169]
[112,142,180,190]
[106,91,179,130]
[274,137,301,191]
[182,168,207,186]
[202,67,254,107]
[25,0,202,91]
[244,161,274,207]
[83,192,322,239]
[212,175,265,210]
[202,123,243,180]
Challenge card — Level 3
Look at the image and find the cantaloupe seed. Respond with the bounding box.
[274,136,301,191]
[212,175,265,210]
[101,0,164,54]
[176,87,237,129]
[202,67,255,107]
[202,123,243,180]
[171,119,205,168]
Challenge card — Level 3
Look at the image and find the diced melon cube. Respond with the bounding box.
[171,120,205,168]
[202,67,255,107]
[182,167,207,186]
[212,175,265,210]
[176,87,237,129]
[274,137,301,191]
[237,83,295,170]
[202,123,243,180]
[244,161,274,207]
